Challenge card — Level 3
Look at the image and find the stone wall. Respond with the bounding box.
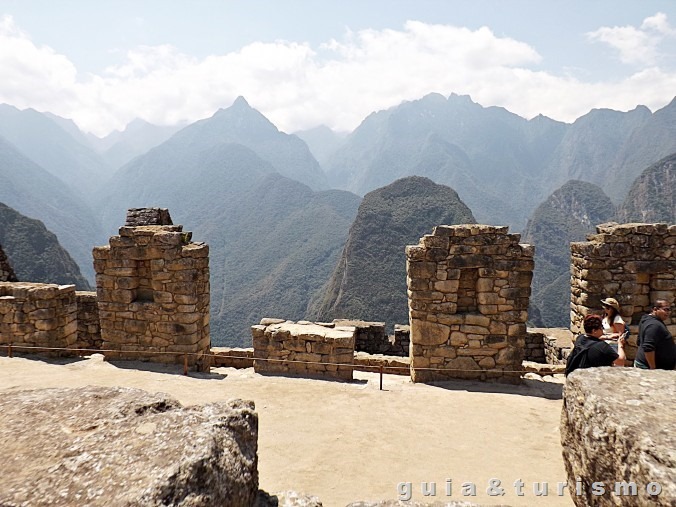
[124,207,173,227]
[392,324,410,356]
[211,346,254,368]
[252,320,355,381]
[561,368,676,506]
[0,282,77,356]
[406,225,534,382]
[523,330,545,362]
[0,244,17,282]
[331,319,409,356]
[75,291,101,350]
[93,218,210,371]
[570,223,676,358]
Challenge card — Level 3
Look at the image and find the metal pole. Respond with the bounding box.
[8,342,12,358]
[379,364,383,391]
[183,354,188,375]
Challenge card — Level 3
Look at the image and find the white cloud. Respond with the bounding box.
[0,15,78,108]
[587,12,675,66]
[0,15,675,137]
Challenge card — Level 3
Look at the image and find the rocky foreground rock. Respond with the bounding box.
[0,386,258,506]
[561,368,676,506]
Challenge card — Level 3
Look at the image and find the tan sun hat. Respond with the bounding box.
[601,297,621,311]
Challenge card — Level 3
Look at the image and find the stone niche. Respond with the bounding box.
[93,212,210,371]
[570,222,676,357]
[406,225,534,383]
[252,319,356,381]
[0,282,77,356]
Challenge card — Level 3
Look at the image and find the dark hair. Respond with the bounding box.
[653,299,669,309]
[604,305,618,321]
[583,314,603,334]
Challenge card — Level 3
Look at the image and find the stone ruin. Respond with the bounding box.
[406,224,534,383]
[332,319,410,356]
[93,208,211,371]
[570,222,676,358]
[0,282,78,356]
[252,319,356,381]
[0,243,17,282]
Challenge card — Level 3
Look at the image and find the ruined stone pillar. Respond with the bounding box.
[570,222,676,357]
[406,225,534,383]
[93,209,210,371]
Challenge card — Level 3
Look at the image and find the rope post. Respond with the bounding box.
[183,354,188,376]
[8,342,12,358]
[379,364,383,391]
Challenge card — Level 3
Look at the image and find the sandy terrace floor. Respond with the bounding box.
[0,354,572,506]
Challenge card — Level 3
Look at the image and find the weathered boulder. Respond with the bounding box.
[0,386,258,506]
[561,368,676,506]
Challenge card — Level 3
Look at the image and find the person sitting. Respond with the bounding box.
[565,314,627,376]
[600,297,626,340]
[634,299,675,370]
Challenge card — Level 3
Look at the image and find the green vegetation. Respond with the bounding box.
[524,180,615,327]
[308,176,475,328]
[0,202,91,289]
[618,153,676,223]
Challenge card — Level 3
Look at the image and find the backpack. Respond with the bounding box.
[565,335,597,377]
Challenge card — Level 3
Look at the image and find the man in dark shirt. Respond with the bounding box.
[566,314,626,376]
[635,299,675,370]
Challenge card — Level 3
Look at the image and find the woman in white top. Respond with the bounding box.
[601,297,625,340]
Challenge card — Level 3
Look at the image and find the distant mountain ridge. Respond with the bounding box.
[94,122,359,345]
[322,93,676,231]
[0,105,112,200]
[93,119,185,169]
[308,176,476,327]
[0,202,90,289]
[0,135,104,283]
[617,152,676,223]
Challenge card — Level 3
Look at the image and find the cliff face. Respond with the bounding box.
[0,202,90,289]
[307,176,476,328]
[617,152,676,224]
[523,180,615,327]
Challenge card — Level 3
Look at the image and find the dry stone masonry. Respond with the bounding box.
[124,207,173,227]
[332,319,409,356]
[252,319,356,381]
[0,282,77,356]
[75,291,101,350]
[406,224,534,382]
[570,222,676,357]
[93,210,210,371]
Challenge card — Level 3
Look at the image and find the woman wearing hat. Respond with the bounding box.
[601,297,626,340]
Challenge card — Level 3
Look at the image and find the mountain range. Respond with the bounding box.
[0,94,674,344]
[308,176,476,328]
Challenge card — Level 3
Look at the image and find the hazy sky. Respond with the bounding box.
[1,1,675,137]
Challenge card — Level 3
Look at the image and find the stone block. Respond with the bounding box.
[561,369,676,506]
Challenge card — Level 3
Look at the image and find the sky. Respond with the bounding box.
[1,0,675,137]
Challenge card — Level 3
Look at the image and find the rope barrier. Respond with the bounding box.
[0,343,531,375]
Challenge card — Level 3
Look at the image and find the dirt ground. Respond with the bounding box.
[0,354,573,506]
